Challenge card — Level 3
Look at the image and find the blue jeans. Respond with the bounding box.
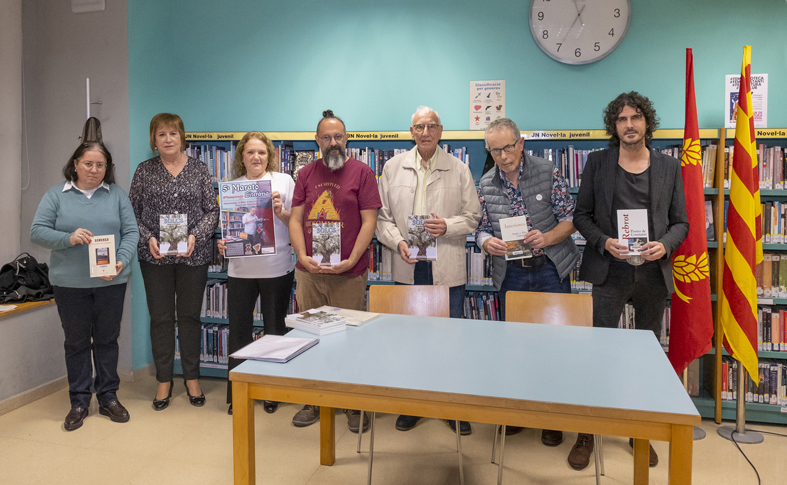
[498,260,570,321]
[396,261,465,319]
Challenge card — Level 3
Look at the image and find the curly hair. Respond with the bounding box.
[603,92,660,147]
[233,131,278,179]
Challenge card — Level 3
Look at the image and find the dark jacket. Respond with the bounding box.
[573,147,689,292]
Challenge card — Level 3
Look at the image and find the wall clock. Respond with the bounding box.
[529,0,631,65]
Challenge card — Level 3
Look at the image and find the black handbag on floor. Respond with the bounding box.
[0,252,54,303]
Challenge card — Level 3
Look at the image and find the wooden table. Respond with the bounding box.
[230,315,699,484]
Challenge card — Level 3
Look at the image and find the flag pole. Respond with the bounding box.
[717,359,763,443]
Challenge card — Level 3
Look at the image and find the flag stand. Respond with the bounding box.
[683,368,706,440]
[717,360,764,444]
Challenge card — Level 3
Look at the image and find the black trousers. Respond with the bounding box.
[53,283,127,408]
[226,270,295,403]
[139,261,209,382]
[591,260,668,337]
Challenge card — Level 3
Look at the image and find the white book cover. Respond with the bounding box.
[159,213,188,256]
[499,215,533,261]
[88,234,116,277]
[407,215,437,261]
[617,209,649,255]
[312,222,341,266]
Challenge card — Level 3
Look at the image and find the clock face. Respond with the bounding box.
[529,0,631,65]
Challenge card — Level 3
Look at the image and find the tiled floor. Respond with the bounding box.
[1,375,786,484]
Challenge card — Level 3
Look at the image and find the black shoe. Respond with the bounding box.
[447,420,472,436]
[541,429,563,446]
[153,379,173,411]
[395,415,421,431]
[263,401,279,414]
[64,407,88,431]
[505,425,525,436]
[184,380,205,407]
[99,400,130,423]
[629,438,658,467]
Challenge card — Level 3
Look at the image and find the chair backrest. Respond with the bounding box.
[368,285,450,317]
[505,291,592,327]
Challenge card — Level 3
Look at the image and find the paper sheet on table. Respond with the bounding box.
[0,305,17,312]
[230,335,319,363]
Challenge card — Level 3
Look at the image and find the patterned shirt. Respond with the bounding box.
[476,158,574,257]
[129,156,219,266]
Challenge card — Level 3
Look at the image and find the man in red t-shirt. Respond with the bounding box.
[289,109,382,433]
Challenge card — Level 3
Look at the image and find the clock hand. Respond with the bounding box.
[563,5,586,42]
[573,0,585,25]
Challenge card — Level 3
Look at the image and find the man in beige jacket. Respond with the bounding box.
[376,106,481,435]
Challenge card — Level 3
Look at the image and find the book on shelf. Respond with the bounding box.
[755,254,787,299]
[159,213,188,256]
[88,234,116,277]
[617,209,648,255]
[705,201,715,242]
[463,291,501,321]
[218,179,276,257]
[762,201,787,244]
[230,334,319,363]
[756,305,787,351]
[525,146,600,188]
[187,143,236,183]
[407,215,437,261]
[499,215,533,261]
[466,245,493,286]
[716,356,787,406]
[366,241,392,281]
[312,221,341,266]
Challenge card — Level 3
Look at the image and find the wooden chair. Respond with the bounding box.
[492,291,604,485]
[359,285,464,484]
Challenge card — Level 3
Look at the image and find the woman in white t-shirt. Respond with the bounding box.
[219,131,295,415]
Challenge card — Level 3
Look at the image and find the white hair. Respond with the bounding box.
[411,106,441,125]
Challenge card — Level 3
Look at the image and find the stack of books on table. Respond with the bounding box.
[229,335,318,364]
[286,309,347,335]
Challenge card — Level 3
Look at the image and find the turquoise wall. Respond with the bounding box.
[127,0,787,369]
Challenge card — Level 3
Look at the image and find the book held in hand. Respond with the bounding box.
[89,234,116,277]
[312,221,341,266]
[218,180,277,257]
[159,213,188,256]
[229,334,319,363]
[499,215,533,260]
[617,209,649,255]
[407,215,437,261]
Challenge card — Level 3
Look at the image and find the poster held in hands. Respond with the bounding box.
[219,180,276,258]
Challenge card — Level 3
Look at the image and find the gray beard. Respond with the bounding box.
[326,150,347,171]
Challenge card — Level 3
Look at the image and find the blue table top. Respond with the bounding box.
[232,315,699,421]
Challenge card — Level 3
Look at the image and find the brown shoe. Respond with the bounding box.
[568,433,594,470]
[64,407,88,431]
[99,400,130,423]
[541,429,564,446]
[292,405,320,427]
[629,438,658,467]
[346,409,369,433]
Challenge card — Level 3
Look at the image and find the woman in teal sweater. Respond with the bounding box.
[31,142,139,432]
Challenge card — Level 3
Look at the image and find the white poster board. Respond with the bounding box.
[724,74,768,129]
[470,80,505,130]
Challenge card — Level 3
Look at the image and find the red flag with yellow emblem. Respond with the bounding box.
[719,46,761,379]
[669,48,714,375]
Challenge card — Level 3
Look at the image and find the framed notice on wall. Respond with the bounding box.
[470,80,505,130]
[724,73,768,129]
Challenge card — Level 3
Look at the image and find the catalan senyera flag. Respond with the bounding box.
[669,48,713,375]
[719,45,762,379]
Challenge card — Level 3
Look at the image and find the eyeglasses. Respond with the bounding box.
[412,124,440,134]
[79,160,107,170]
[488,140,520,158]
[319,134,346,144]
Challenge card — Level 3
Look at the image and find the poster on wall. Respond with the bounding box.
[470,80,505,130]
[724,73,768,129]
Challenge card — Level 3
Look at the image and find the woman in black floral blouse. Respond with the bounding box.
[129,113,219,410]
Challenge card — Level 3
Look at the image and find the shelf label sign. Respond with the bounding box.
[725,73,768,129]
[470,80,505,130]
